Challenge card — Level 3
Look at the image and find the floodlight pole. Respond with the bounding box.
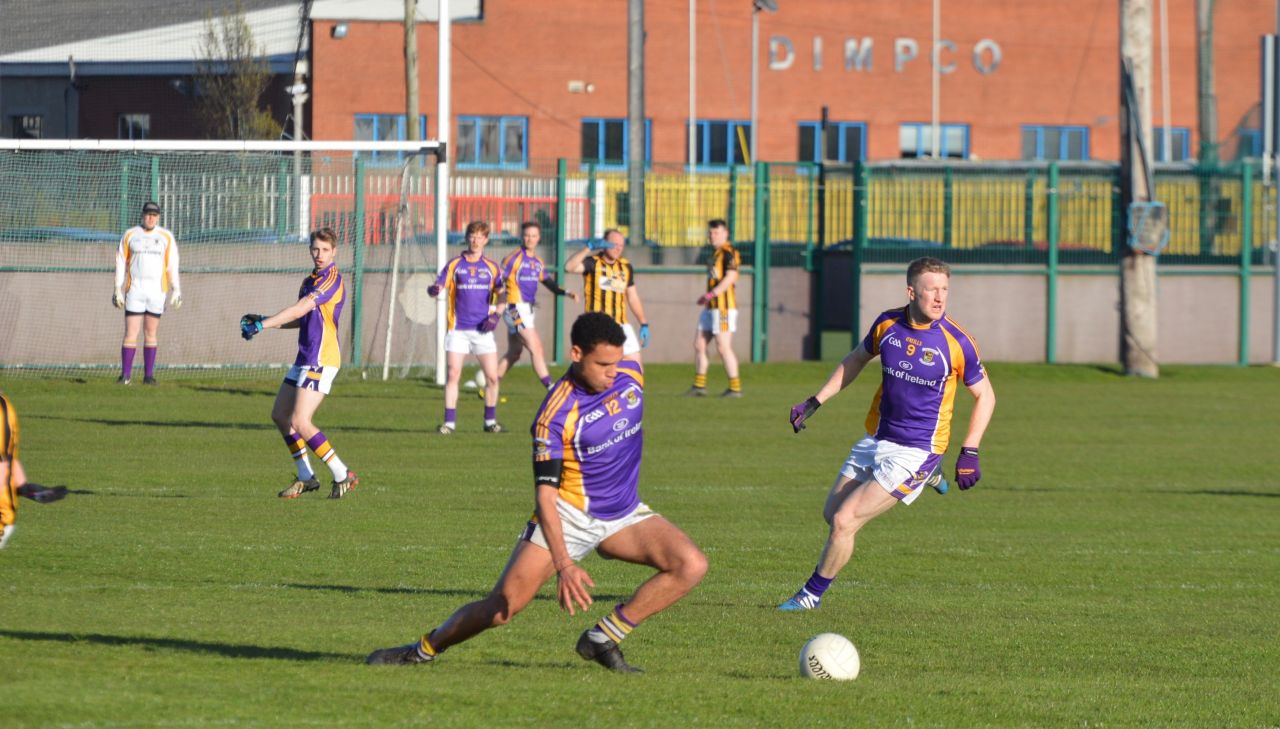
[628,0,645,249]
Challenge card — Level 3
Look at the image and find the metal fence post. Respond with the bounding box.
[1240,160,1253,366]
[943,165,954,248]
[851,161,869,350]
[1046,162,1060,363]
[752,161,769,362]
[728,165,738,241]
[554,158,568,364]
[350,157,367,366]
[1024,167,1036,249]
[119,157,130,231]
[150,156,160,204]
[276,158,289,239]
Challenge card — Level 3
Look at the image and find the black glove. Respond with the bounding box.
[17,483,68,503]
[789,396,822,433]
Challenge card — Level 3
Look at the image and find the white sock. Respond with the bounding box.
[323,453,348,481]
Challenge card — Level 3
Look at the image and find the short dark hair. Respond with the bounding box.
[520,221,540,233]
[906,256,950,287]
[708,218,728,230]
[311,227,338,246]
[571,312,626,353]
[465,220,490,237]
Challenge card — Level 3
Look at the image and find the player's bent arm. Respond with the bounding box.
[625,285,648,326]
[814,345,875,404]
[262,296,318,331]
[563,246,592,274]
[960,375,996,449]
[713,269,740,298]
[533,460,594,615]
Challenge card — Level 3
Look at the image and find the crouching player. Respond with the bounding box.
[240,228,358,500]
[367,312,707,672]
[778,257,995,610]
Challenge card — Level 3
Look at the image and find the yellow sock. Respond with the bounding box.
[693,373,707,389]
[728,377,742,392]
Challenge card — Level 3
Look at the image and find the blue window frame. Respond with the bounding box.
[581,118,651,168]
[353,113,428,165]
[798,121,867,163]
[1152,127,1191,162]
[457,115,528,170]
[1020,125,1089,161]
[689,120,752,168]
[1236,129,1262,160]
[900,123,970,159]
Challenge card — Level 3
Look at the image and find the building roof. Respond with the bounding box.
[0,0,481,75]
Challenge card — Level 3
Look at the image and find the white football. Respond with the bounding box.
[473,371,487,387]
[799,633,860,681]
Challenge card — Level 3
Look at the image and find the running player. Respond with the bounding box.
[778,256,995,610]
[687,219,743,397]
[564,229,649,363]
[494,221,580,390]
[113,201,181,385]
[366,312,707,673]
[240,228,358,500]
[428,220,507,433]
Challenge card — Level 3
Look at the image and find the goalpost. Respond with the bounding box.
[0,138,448,381]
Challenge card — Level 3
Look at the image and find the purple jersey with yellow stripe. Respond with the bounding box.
[435,254,502,331]
[532,361,644,520]
[501,248,550,306]
[295,263,345,368]
[861,307,985,454]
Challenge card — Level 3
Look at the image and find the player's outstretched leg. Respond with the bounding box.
[366,635,437,666]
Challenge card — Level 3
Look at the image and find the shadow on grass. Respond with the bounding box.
[1186,489,1280,498]
[283,583,631,603]
[29,414,428,435]
[0,629,351,663]
[182,385,275,397]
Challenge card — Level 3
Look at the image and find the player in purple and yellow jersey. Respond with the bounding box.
[366,312,707,673]
[494,221,580,390]
[778,256,995,610]
[113,201,181,385]
[564,229,650,363]
[687,219,743,397]
[0,393,69,550]
[240,228,359,500]
[428,220,507,433]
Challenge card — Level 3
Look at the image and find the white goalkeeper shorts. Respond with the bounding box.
[697,308,737,334]
[504,303,536,334]
[124,285,167,316]
[521,498,658,562]
[285,364,339,395]
[445,328,498,355]
[620,323,641,355]
[839,436,943,506]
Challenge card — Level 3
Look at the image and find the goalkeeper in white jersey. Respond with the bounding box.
[113,201,182,385]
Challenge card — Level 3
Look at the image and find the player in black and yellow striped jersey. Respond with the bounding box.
[0,393,68,548]
[688,219,743,397]
[565,229,650,362]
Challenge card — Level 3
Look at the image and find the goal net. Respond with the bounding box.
[0,139,443,381]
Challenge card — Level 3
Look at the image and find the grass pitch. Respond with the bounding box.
[1,363,1277,727]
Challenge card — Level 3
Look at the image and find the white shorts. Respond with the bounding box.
[697,308,738,334]
[504,303,535,333]
[284,364,339,395]
[445,328,498,355]
[621,323,641,355]
[124,286,166,316]
[839,435,944,506]
[523,498,658,561]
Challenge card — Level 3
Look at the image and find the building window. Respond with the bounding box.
[690,120,752,168]
[900,123,969,159]
[11,115,42,139]
[353,113,428,164]
[457,116,528,169]
[581,118,651,168]
[118,113,151,140]
[798,122,867,163]
[1152,127,1190,162]
[1235,129,1262,160]
[1020,125,1089,161]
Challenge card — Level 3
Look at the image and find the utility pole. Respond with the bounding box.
[405,0,420,141]
[1120,0,1160,377]
[1196,0,1217,255]
[628,0,646,249]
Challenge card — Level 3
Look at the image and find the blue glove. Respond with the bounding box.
[638,323,650,347]
[955,448,982,490]
[428,284,442,297]
[789,396,821,433]
[240,314,264,341]
[478,312,500,333]
[588,238,613,251]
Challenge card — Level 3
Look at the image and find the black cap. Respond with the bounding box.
[142,201,161,215]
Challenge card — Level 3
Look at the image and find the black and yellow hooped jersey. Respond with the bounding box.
[582,253,635,325]
[705,245,741,311]
[1,393,19,525]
